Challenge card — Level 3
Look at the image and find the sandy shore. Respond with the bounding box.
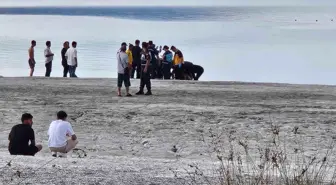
[0,77,336,184]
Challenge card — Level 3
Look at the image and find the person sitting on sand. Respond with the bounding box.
[48,111,78,158]
[171,46,184,80]
[117,42,132,97]
[28,40,36,77]
[8,113,43,156]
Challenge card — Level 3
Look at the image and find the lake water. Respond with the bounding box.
[0,6,336,84]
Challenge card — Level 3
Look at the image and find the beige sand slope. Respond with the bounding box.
[0,77,335,184]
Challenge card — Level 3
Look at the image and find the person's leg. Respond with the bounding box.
[69,66,74,77]
[117,73,123,96]
[131,62,137,79]
[145,66,152,95]
[26,145,42,156]
[45,62,51,77]
[65,65,69,77]
[124,73,131,96]
[73,66,77,78]
[136,66,145,94]
[65,139,79,153]
[136,62,141,79]
[194,65,204,81]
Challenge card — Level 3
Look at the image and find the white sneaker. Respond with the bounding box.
[58,153,67,158]
[51,152,57,157]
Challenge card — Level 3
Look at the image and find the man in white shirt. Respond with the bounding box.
[48,111,78,158]
[65,41,78,78]
[117,42,132,97]
[44,41,54,77]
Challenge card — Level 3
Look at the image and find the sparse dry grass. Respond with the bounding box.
[171,122,336,185]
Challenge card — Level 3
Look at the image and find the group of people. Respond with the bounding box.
[27,39,204,81]
[28,40,79,78]
[8,111,78,158]
[116,40,204,96]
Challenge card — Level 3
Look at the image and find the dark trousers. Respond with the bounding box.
[174,66,184,80]
[131,60,141,79]
[150,60,157,79]
[69,66,77,78]
[62,63,69,77]
[140,65,151,92]
[194,65,204,80]
[162,62,172,80]
[45,61,52,77]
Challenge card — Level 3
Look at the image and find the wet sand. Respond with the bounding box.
[0,77,336,184]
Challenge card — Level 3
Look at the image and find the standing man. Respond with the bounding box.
[171,46,184,80]
[136,42,152,95]
[44,41,54,77]
[65,41,78,78]
[117,42,132,97]
[126,44,134,76]
[161,45,173,80]
[148,41,159,79]
[61,41,70,77]
[8,113,43,156]
[48,111,78,158]
[132,40,142,79]
[28,40,36,77]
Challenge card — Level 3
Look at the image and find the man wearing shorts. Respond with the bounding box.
[48,111,78,158]
[8,113,43,156]
[117,42,132,97]
[28,40,36,77]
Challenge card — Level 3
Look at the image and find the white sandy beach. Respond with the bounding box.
[0,77,336,184]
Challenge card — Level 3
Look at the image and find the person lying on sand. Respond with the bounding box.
[8,113,43,156]
[48,111,78,158]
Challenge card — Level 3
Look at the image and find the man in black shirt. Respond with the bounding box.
[61,41,69,77]
[132,40,142,79]
[8,113,42,156]
[183,61,204,81]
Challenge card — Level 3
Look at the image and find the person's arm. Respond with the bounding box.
[74,49,78,67]
[45,49,54,57]
[65,50,68,61]
[144,53,151,73]
[8,127,13,141]
[30,129,36,146]
[67,123,77,140]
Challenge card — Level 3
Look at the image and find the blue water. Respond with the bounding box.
[0,6,336,84]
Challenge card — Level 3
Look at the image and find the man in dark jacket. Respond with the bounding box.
[132,40,142,79]
[148,41,160,79]
[61,41,69,77]
[8,113,42,156]
[183,61,204,81]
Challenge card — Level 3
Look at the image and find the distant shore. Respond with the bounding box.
[0,77,335,184]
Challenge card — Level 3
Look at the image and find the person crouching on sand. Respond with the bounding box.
[48,111,78,158]
[117,42,132,97]
[28,40,36,77]
[61,41,70,77]
[8,113,43,156]
[65,41,78,78]
[136,42,152,95]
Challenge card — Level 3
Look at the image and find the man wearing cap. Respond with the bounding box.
[116,42,132,96]
[161,45,173,79]
[8,113,43,156]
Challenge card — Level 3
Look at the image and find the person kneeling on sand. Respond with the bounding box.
[48,111,78,158]
[8,113,43,156]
